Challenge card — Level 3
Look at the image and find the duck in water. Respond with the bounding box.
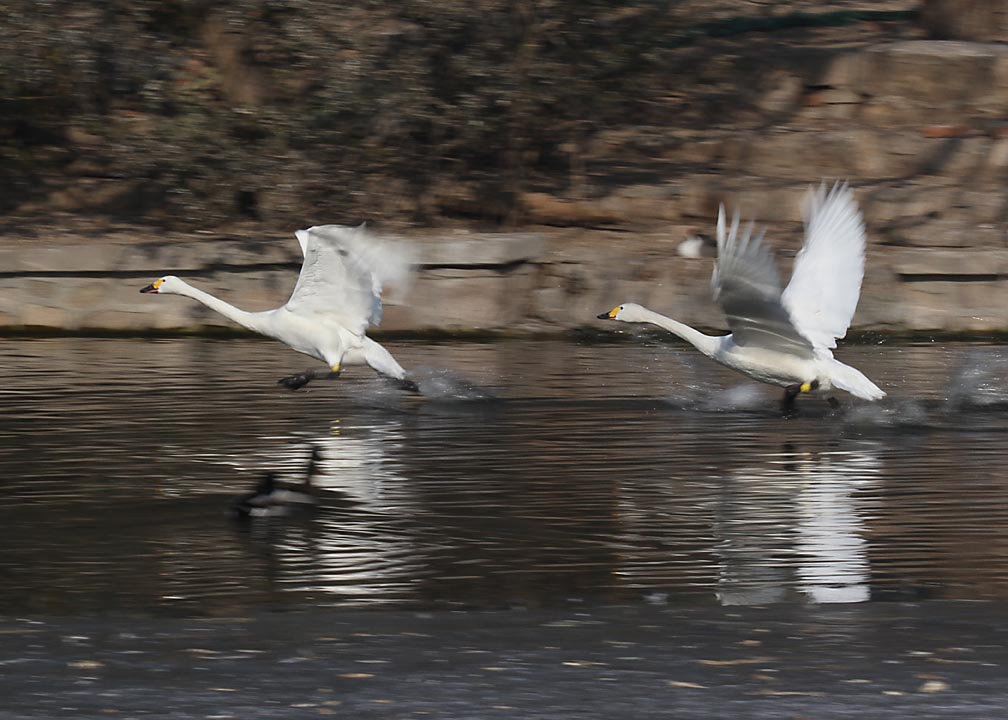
[231,446,322,519]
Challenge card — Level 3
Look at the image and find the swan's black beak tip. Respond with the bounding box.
[140,284,157,294]
[596,312,612,320]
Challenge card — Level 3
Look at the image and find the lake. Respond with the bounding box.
[2,336,1007,616]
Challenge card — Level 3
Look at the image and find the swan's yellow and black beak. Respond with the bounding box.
[139,279,163,294]
[597,306,619,320]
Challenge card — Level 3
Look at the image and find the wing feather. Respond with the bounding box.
[284,225,413,336]
[781,183,866,350]
[712,205,814,357]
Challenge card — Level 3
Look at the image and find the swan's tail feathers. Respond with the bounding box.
[362,337,407,381]
[828,359,886,401]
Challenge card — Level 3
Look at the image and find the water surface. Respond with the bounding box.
[1,337,1006,615]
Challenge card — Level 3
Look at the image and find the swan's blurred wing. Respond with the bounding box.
[713,205,814,357]
[285,225,413,335]
[781,183,865,350]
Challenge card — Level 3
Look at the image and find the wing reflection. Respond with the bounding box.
[714,441,882,605]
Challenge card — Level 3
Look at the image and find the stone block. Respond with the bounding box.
[730,129,928,181]
[596,185,682,225]
[893,219,1004,248]
[757,70,804,114]
[825,42,1008,125]
[861,181,960,225]
[898,279,1008,332]
[20,305,70,328]
[862,42,1007,102]
[888,248,1008,276]
[409,232,547,267]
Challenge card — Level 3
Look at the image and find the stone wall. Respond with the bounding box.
[2,222,1006,338]
[4,38,1008,338]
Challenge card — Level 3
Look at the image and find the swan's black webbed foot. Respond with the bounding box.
[398,377,421,393]
[278,372,313,391]
[279,368,341,391]
[382,375,421,393]
[827,396,841,411]
[781,384,801,418]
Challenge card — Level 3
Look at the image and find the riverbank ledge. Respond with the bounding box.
[1,222,1006,337]
[7,37,1008,337]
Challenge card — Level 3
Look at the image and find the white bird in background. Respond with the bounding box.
[598,182,885,414]
[141,224,417,391]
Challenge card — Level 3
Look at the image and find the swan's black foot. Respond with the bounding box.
[278,372,313,391]
[401,378,421,393]
[386,375,421,393]
[781,384,801,418]
[279,368,341,390]
[827,396,841,411]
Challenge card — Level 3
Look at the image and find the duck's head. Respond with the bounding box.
[257,472,278,494]
[597,303,647,323]
[139,275,183,295]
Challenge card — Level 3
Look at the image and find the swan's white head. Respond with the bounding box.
[597,302,647,323]
[139,275,184,295]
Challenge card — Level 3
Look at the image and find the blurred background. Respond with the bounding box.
[5,0,1008,336]
[3,0,1001,232]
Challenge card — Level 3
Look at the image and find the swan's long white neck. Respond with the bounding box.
[173,280,270,335]
[634,307,722,357]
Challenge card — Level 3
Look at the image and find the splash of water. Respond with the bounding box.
[410,366,497,401]
[842,398,931,428]
[946,350,1008,411]
[665,383,769,413]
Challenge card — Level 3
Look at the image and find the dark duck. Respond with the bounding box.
[231,446,322,519]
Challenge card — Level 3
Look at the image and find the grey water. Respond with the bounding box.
[2,337,1007,616]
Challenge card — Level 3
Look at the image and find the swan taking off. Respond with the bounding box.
[141,224,416,391]
[598,183,885,414]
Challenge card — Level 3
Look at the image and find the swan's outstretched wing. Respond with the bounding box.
[781,183,865,350]
[712,206,814,357]
[285,225,413,335]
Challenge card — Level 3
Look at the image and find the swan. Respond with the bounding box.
[141,224,416,391]
[598,182,885,414]
[231,446,323,519]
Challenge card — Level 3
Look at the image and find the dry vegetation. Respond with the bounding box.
[0,1,923,230]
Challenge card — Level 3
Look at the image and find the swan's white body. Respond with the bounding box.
[600,183,885,402]
[142,224,413,382]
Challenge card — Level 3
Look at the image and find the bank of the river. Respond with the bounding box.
[1,216,1006,338]
[7,30,1008,337]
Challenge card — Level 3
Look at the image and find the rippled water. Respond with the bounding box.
[1,337,1007,615]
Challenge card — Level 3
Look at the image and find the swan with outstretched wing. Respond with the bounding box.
[598,183,884,414]
[141,224,416,391]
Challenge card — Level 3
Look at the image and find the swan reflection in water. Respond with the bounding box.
[236,412,884,608]
[713,441,881,605]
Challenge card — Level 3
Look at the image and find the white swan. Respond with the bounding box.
[598,182,884,414]
[141,224,416,390]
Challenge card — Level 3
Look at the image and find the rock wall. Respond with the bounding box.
[4,38,1008,338]
[2,221,1006,338]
